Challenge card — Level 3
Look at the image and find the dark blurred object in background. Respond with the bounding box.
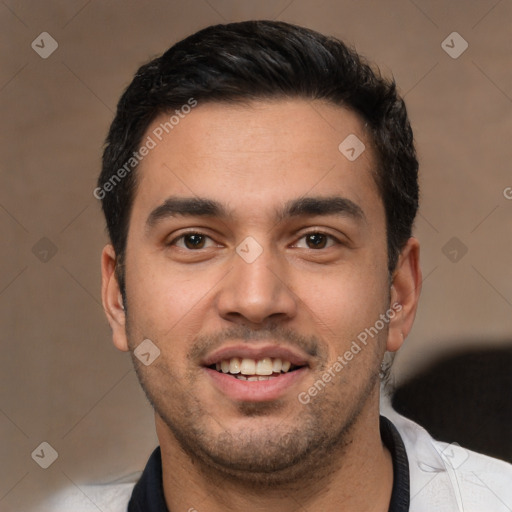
[392,345,512,463]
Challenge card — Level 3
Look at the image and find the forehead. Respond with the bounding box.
[131,99,382,225]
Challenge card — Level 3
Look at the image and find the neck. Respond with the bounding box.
[156,392,393,512]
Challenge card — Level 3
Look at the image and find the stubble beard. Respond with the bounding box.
[125,309,384,489]
[131,351,381,489]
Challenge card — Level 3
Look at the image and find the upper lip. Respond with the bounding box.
[201,343,311,368]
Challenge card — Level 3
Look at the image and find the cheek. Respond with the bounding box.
[124,252,219,341]
[293,260,389,350]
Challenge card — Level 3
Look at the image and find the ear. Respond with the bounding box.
[386,237,422,352]
[101,244,129,352]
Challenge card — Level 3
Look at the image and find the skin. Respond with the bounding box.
[101,99,421,512]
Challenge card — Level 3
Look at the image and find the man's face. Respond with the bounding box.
[117,99,394,479]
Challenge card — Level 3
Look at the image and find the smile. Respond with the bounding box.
[211,357,302,381]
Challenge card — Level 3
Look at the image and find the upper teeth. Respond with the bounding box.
[216,357,292,375]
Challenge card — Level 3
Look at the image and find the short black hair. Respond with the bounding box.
[98,20,419,294]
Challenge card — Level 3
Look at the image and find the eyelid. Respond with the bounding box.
[292,230,343,249]
[165,228,346,249]
[166,230,219,248]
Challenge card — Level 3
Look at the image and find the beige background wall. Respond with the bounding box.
[1,1,511,510]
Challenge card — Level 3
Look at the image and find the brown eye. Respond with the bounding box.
[293,232,339,250]
[166,231,222,258]
[305,233,328,249]
[182,233,206,249]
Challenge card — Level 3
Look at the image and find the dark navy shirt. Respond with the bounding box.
[128,416,410,511]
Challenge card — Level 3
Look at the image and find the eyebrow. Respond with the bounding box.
[280,196,366,223]
[146,197,228,228]
[145,195,365,229]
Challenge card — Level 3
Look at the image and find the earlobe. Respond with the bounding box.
[386,237,422,352]
[101,244,130,352]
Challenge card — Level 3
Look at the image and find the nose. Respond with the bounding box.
[214,242,298,327]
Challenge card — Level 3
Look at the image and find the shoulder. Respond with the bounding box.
[382,403,512,512]
[39,481,135,512]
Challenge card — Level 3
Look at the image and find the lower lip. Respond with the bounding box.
[204,367,308,402]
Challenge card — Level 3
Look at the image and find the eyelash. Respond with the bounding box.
[167,230,341,250]
[168,231,218,250]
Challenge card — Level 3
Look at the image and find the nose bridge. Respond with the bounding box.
[216,237,296,323]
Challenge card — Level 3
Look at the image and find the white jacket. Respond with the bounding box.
[382,404,512,511]
[40,409,512,512]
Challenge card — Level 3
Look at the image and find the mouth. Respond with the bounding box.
[201,345,311,402]
[208,357,303,381]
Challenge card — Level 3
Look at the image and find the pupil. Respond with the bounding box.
[307,233,326,249]
[185,234,204,249]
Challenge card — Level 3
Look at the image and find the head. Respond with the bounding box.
[99,21,421,484]
[98,20,418,294]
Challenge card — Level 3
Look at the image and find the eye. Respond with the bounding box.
[294,232,338,250]
[171,233,214,250]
